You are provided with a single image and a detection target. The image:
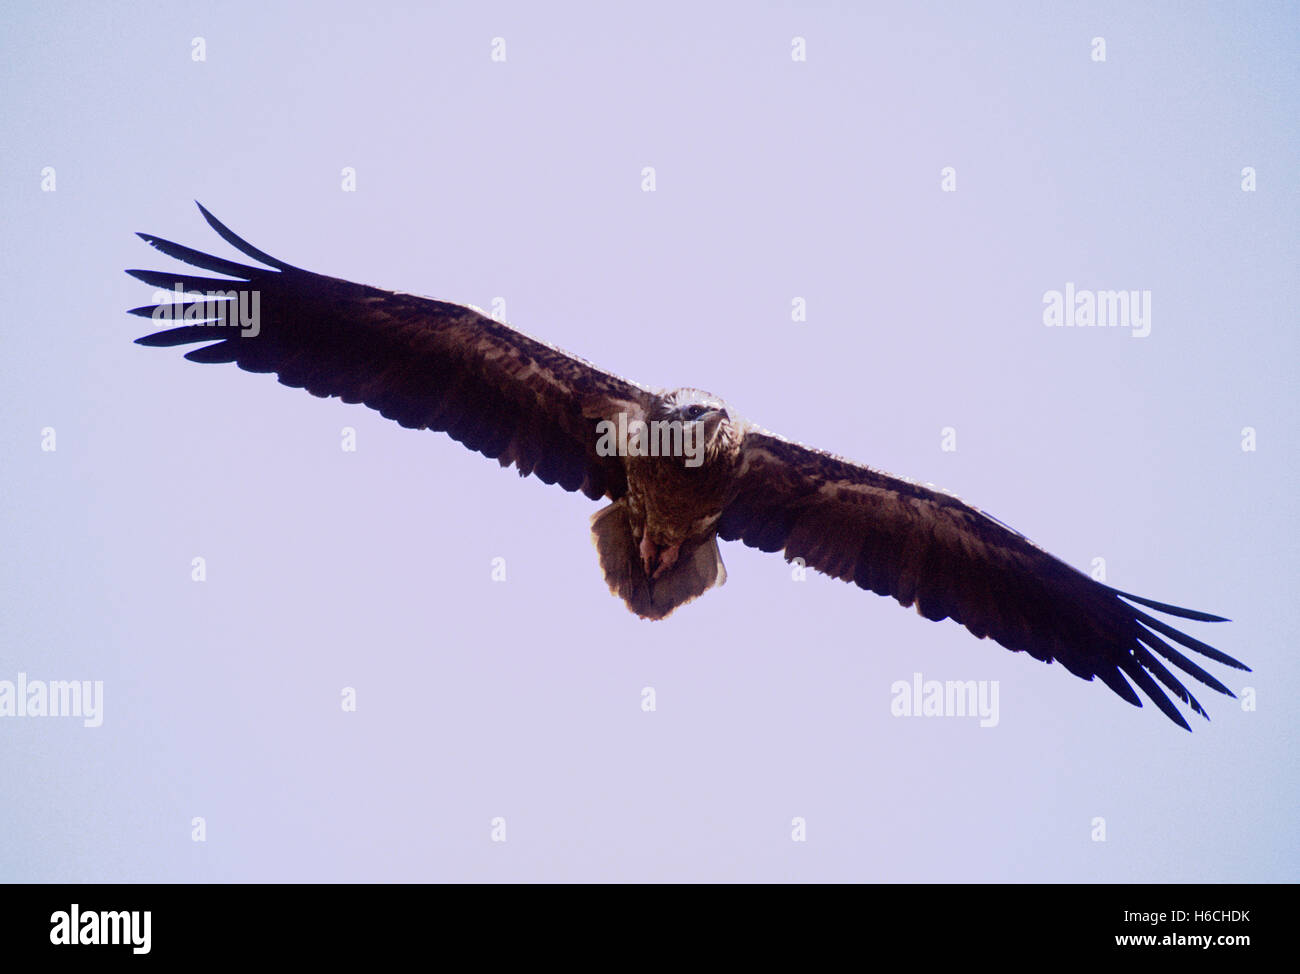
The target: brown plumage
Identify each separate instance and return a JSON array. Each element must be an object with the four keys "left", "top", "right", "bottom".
[{"left": 127, "top": 204, "right": 1249, "bottom": 729}]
